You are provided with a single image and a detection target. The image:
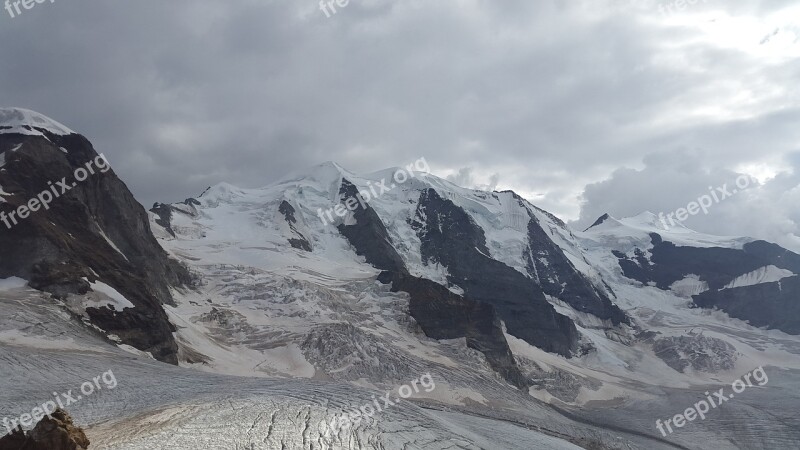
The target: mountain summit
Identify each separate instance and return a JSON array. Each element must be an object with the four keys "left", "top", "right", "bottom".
[{"left": 0, "top": 107, "right": 76, "bottom": 137}]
